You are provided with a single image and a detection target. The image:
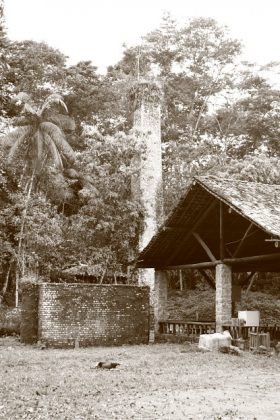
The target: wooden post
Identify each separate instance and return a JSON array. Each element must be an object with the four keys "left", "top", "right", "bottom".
[
  {"left": 179, "top": 270, "right": 183, "bottom": 291},
  {"left": 245, "top": 275, "right": 256, "bottom": 297}
]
